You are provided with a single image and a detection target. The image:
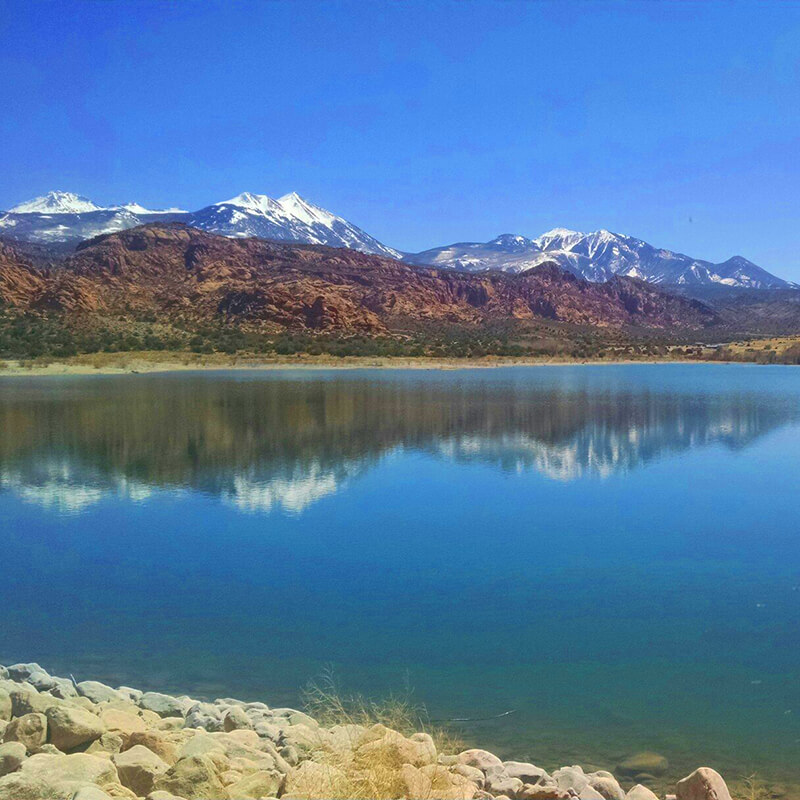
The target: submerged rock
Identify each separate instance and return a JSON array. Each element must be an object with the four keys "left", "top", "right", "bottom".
[{"left": 617, "top": 752, "right": 669, "bottom": 778}]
